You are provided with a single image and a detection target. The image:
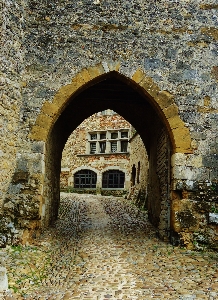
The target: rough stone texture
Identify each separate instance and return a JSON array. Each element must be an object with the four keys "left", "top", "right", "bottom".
[
  {"left": 147, "top": 125, "right": 171, "bottom": 241},
  {"left": 127, "top": 131, "right": 148, "bottom": 208},
  {"left": 0, "top": 0, "right": 218, "bottom": 248},
  {"left": 60, "top": 111, "right": 131, "bottom": 193},
  {"left": 4, "top": 193, "right": 218, "bottom": 299},
  {"left": 0, "top": 4, "right": 22, "bottom": 203},
  {"left": 0, "top": 252, "right": 8, "bottom": 292}
]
